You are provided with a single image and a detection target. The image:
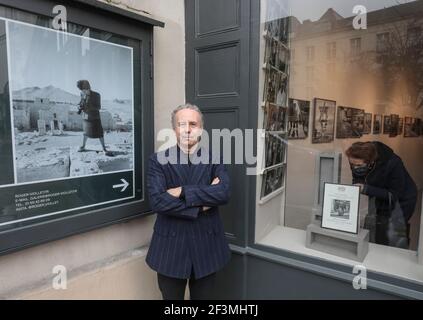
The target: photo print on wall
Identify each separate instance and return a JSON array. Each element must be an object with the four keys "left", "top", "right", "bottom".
[
  {"left": 363, "top": 113, "right": 372, "bottom": 134},
  {"left": 383, "top": 115, "right": 392, "bottom": 134},
  {"left": 287, "top": 98, "right": 310, "bottom": 139},
  {"left": 336, "top": 106, "right": 364, "bottom": 138},
  {"left": 260, "top": 164, "right": 286, "bottom": 198},
  {"left": 312, "top": 98, "right": 336, "bottom": 144},
  {"left": 263, "top": 102, "right": 287, "bottom": 132},
  {"left": 373, "top": 114, "right": 382, "bottom": 134}
]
